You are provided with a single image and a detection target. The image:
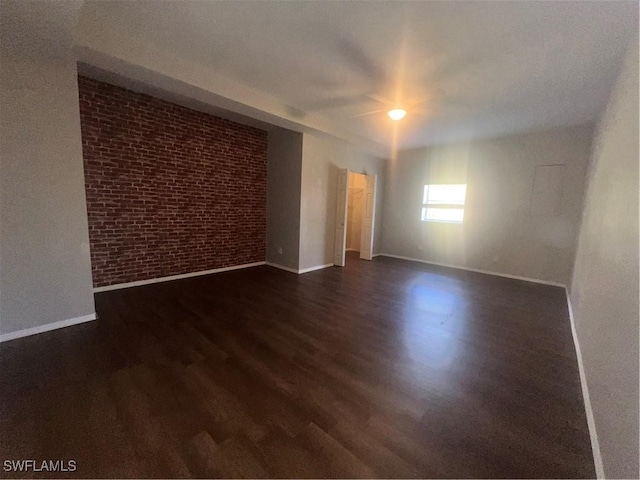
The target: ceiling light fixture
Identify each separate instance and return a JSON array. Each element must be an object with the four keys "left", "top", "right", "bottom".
[{"left": 387, "top": 108, "right": 407, "bottom": 121}]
